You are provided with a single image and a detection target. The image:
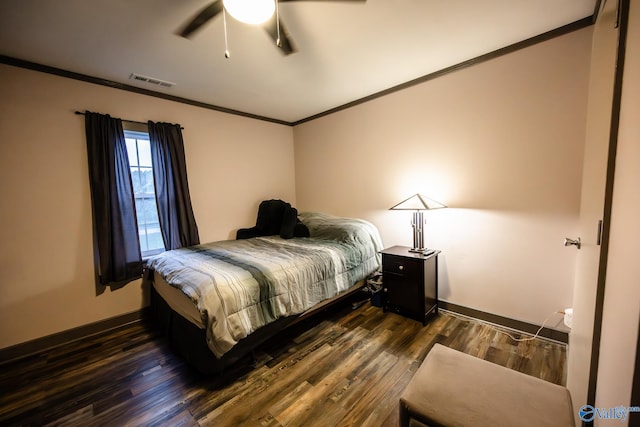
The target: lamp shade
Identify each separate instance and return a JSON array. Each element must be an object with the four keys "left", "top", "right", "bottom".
[{"left": 389, "top": 194, "right": 446, "bottom": 211}]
